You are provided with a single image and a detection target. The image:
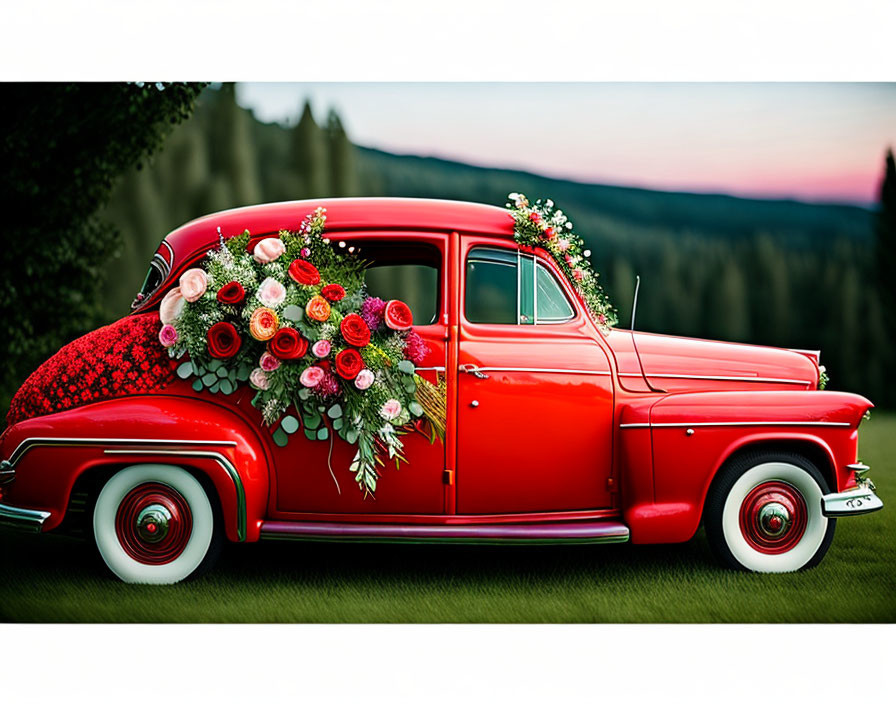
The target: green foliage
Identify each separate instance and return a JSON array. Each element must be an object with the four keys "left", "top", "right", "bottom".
[{"left": 0, "top": 82, "right": 205, "bottom": 413}]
